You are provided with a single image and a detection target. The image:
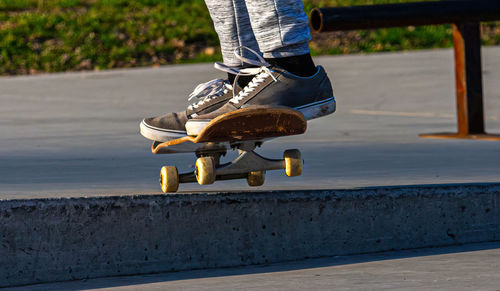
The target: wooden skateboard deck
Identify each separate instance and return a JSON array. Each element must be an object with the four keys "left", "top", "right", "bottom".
[{"left": 152, "top": 107, "right": 307, "bottom": 154}]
